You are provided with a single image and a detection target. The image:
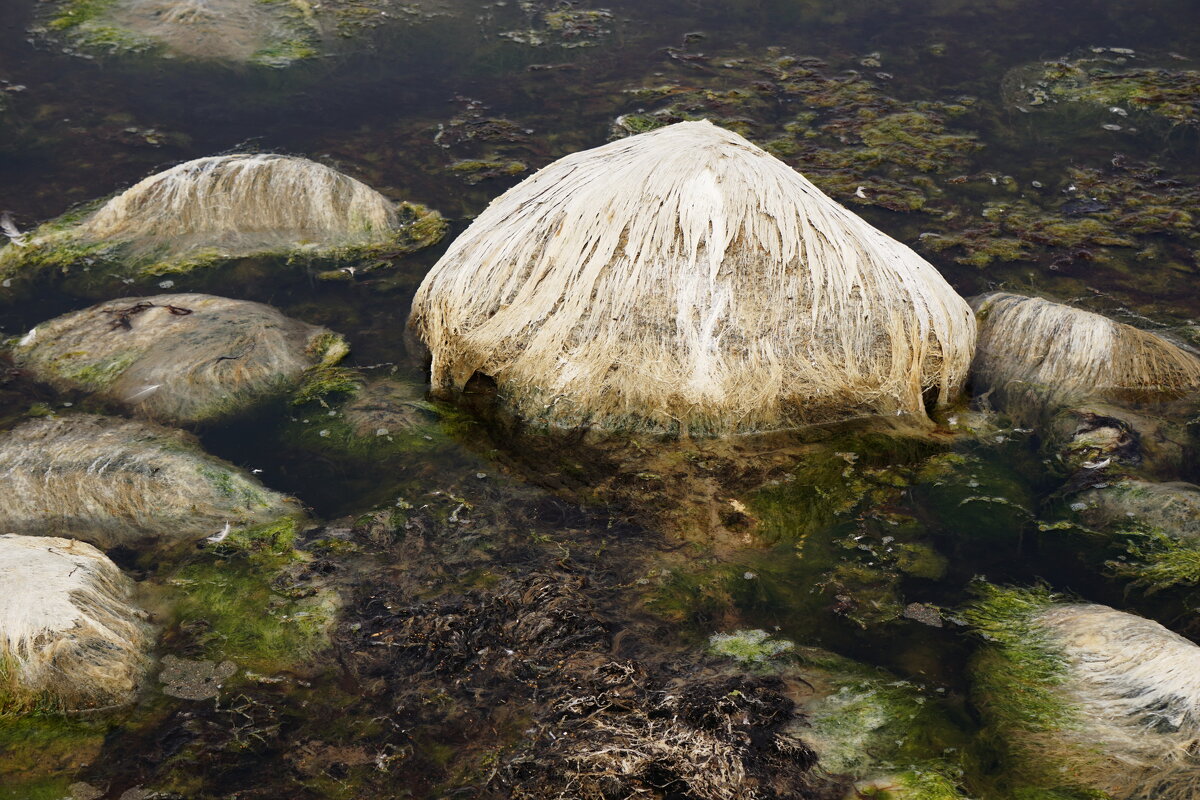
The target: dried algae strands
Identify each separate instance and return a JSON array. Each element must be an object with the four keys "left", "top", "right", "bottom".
[
  {"left": 0, "top": 414, "right": 300, "bottom": 551},
  {"left": 80, "top": 154, "right": 397, "bottom": 252},
  {"left": 0, "top": 154, "right": 445, "bottom": 300},
  {"left": 971, "top": 292, "right": 1200, "bottom": 418},
  {"left": 1, "top": 534, "right": 150, "bottom": 711},
  {"left": 409, "top": 120, "right": 976, "bottom": 434},
  {"left": 12, "top": 293, "right": 348, "bottom": 426},
  {"left": 967, "top": 588, "right": 1200, "bottom": 799}
]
